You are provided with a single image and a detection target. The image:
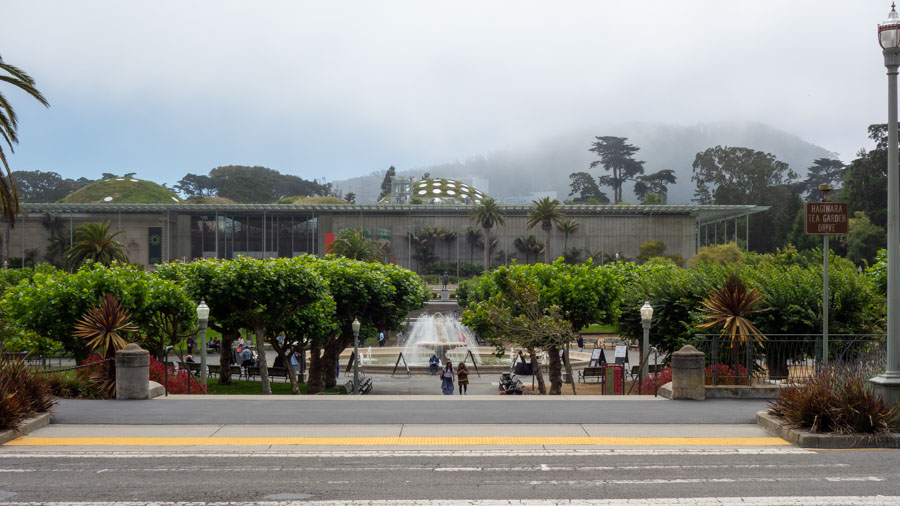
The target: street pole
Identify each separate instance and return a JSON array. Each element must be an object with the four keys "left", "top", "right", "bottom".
[
  {"left": 823, "top": 234, "right": 829, "bottom": 367},
  {"left": 641, "top": 324, "right": 649, "bottom": 380},
  {"left": 874, "top": 5, "right": 900, "bottom": 406},
  {"left": 199, "top": 318, "right": 208, "bottom": 385},
  {"left": 352, "top": 318, "right": 361, "bottom": 395}
]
